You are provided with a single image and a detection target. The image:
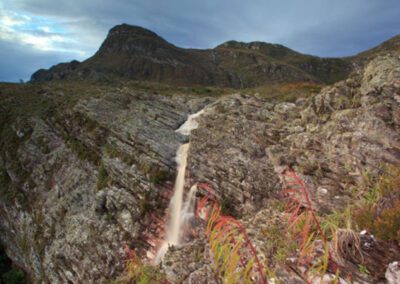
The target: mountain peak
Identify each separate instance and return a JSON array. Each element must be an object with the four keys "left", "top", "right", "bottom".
[
  {"left": 94, "top": 24, "right": 170, "bottom": 57},
  {"left": 107, "top": 24, "right": 160, "bottom": 39}
]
